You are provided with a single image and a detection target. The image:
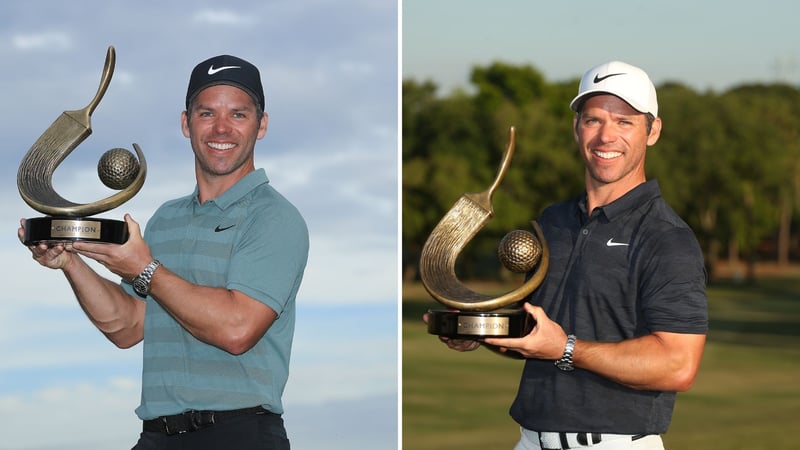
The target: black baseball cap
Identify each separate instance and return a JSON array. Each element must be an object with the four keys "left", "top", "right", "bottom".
[{"left": 185, "top": 55, "right": 265, "bottom": 111}]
